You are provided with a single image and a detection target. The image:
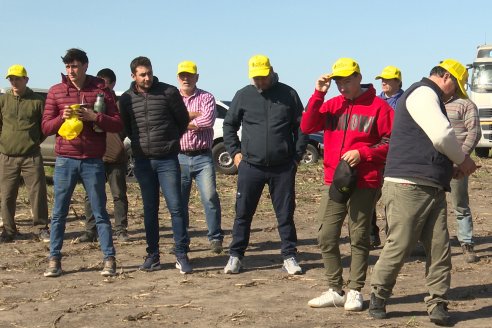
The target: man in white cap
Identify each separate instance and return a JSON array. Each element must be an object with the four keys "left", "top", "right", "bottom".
[
  {"left": 223, "top": 54, "right": 308, "bottom": 275},
  {"left": 176, "top": 60, "right": 224, "bottom": 254},
  {"left": 369, "top": 59, "right": 477, "bottom": 325},
  {"left": 0, "top": 65, "right": 49, "bottom": 243}
]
